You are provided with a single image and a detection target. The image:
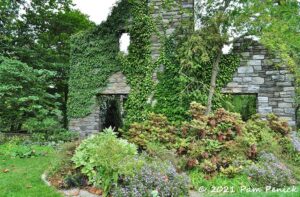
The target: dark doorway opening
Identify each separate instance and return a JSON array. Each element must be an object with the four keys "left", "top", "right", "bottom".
[
  {"left": 222, "top": 94, "right": 257, "bottom": 121},
  {"left": 103, "top": 99, "right": 123, "bottom": 131},
  {"left": 98, "top": 95, "right": 127, "bottom": 134}
]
